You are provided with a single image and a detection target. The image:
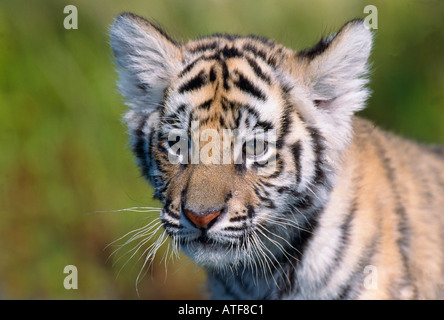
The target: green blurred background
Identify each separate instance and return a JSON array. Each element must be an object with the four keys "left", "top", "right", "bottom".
[{"left": 0, "top": 0, "right": 443, "bottom": 299}]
